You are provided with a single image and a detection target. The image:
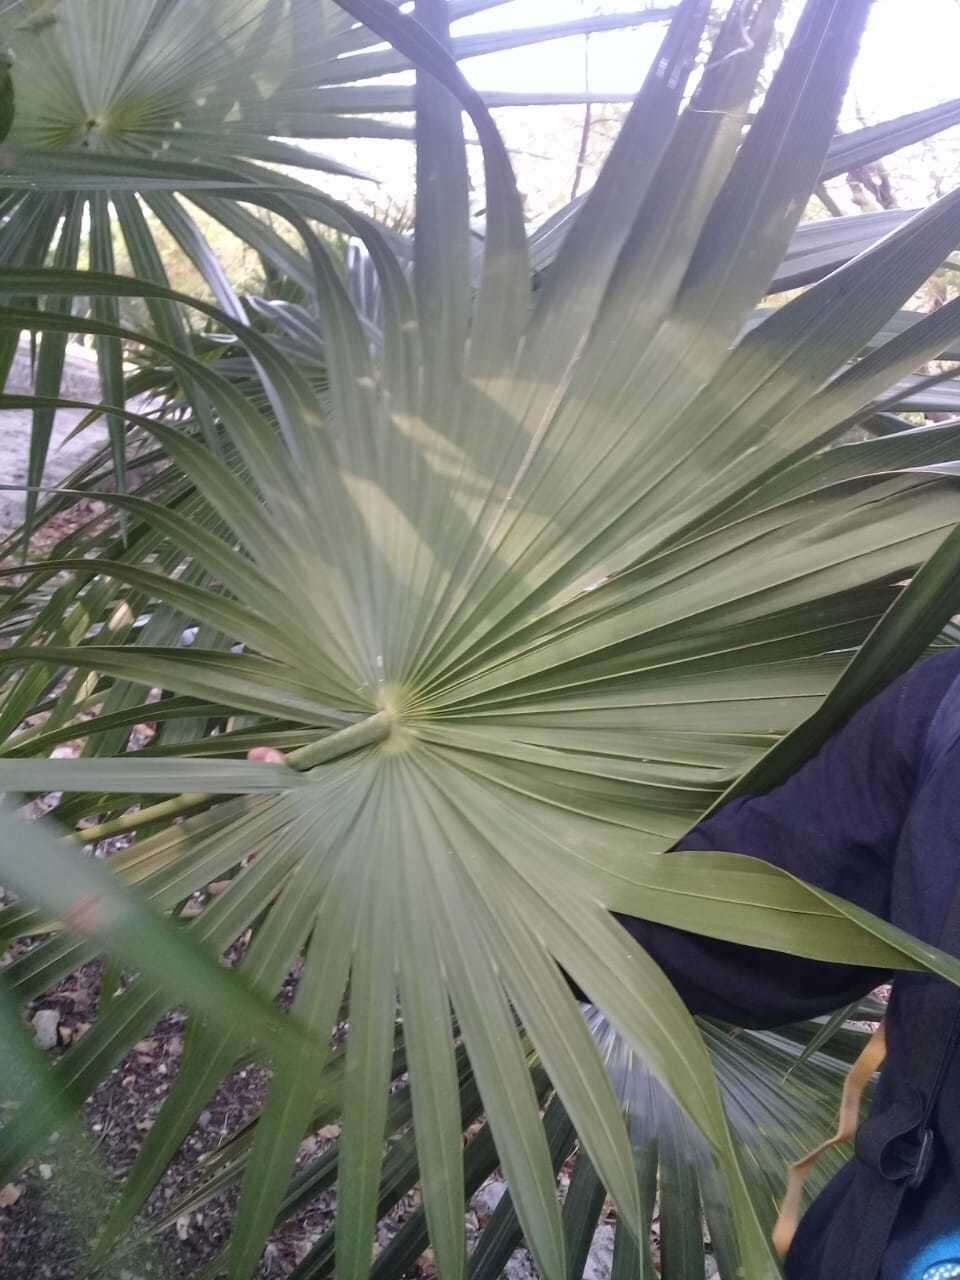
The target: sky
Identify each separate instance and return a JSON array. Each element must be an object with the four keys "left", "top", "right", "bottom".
[
  {"left": 851, "top": 0, "right": 960, "bottom": 119},
  {"left": 455, "top": 0, "right": 960, "bottom": 126},
  {"left": 317, "top": 1, "right": 960, "bottom": 225}
]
